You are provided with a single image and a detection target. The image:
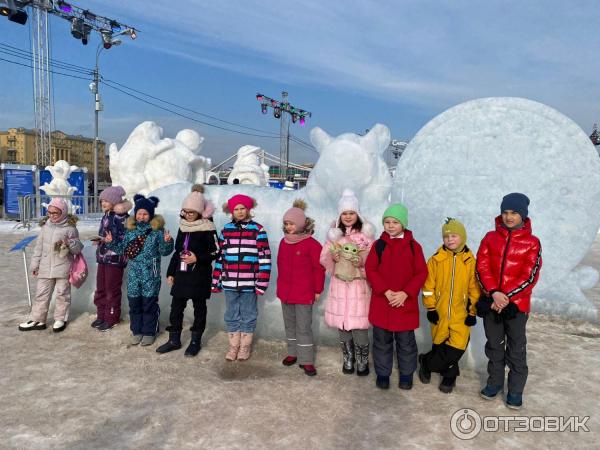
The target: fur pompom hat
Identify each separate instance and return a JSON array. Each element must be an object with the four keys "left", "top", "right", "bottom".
[
  {"left": 134, "top": 194, "right": 159, "bottom": 219},
  {"left": 181, "top": 184, "right": 215, "bottom": 218},
  {"left": 328, "top": 188, "right": 374, "bottom": 241},
  {"left": 283, "top": 199, "right": 315, "bottom": 234}
]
